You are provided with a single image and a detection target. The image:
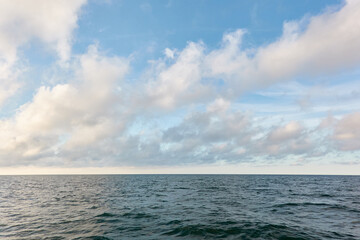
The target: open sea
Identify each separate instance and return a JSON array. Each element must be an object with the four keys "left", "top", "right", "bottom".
[{"left": 0, "top": 175, "right": 359, "bottom": 239}]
